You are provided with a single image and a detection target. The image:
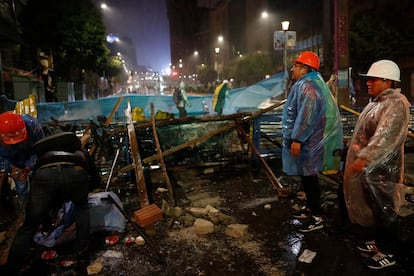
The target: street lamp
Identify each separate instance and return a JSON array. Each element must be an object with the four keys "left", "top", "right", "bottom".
[
  {"left": 281, "top": 20, "right": 290, "bottom": 99},
  {"left": 214, "top": 47, "right": 220, "bottom": 81}
]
